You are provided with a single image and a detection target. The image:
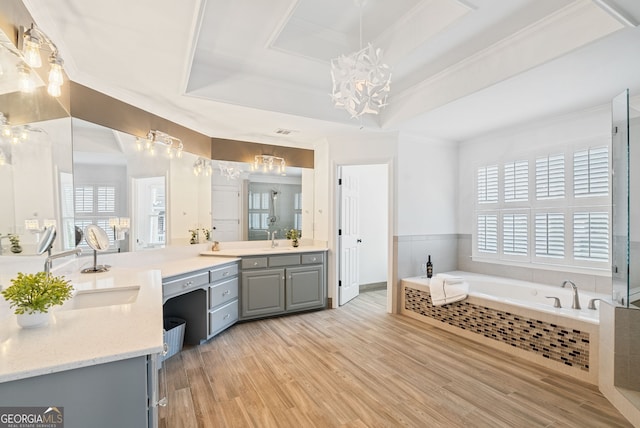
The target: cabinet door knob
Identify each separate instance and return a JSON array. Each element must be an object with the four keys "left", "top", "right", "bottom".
[
  {"left": 184, "top": 281, "right": 193, "bottom": 288},
  {"left": 253, "top": 262, "right": 259, "bottom": 266},
  {"left": 222, "top": 290, "right": 230, "bottom": 296},
  {"left": 311, "top": 257, "right": 317, "bottom": 262},
  {"left": 222, "top": 271, "right": 229, "bottom": 276},
  {"left": 223, "top": 313, "right": 230, "bottom": 320}
]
